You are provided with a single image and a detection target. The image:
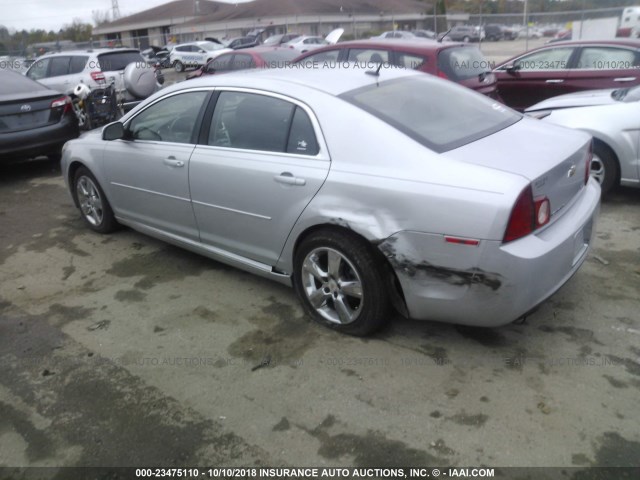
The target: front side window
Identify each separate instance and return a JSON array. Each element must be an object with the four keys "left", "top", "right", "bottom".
[
  {"left": 438, "top": 46, "right": 491, "bottom": 80},
  {"left": 208, "top": 91, "right": 318, "bottom": 155},
  {"left": 208, "top": 54, "right": 233, "bottom": 73},
  {"left": 127, "top": 91, "right": 208, "bottom": 144},
  {"left": 27, "top": 58, "right": 50, "bottom": 80},
  {"left": 514, "top": 47, "right": 574, "bottom": 71}
]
